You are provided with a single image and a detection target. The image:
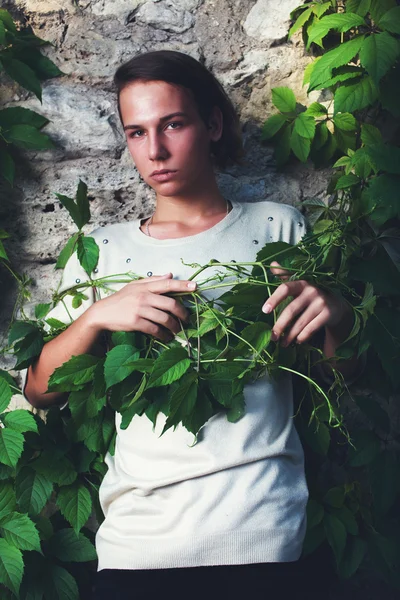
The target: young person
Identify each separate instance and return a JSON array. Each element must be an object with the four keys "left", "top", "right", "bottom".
[{"left": 24, "top": 50, "right": 356, "bottom": 599}]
